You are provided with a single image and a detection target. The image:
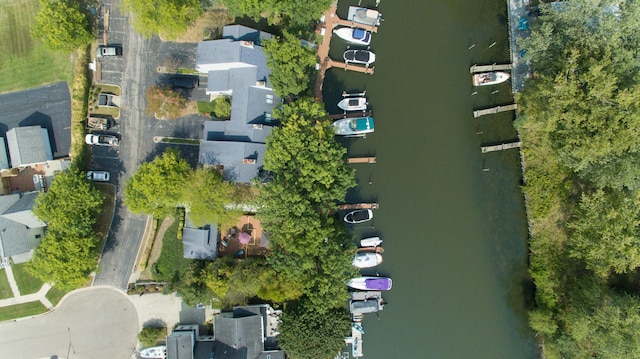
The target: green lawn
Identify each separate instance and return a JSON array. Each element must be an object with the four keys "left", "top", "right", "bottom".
[
  {"left": 11, "top": 262, "right": 43, "bottom": 295},
  {"left": 0, "top": 301, "right": 47, "bottom": 322},
  {"left": 0, "top": 0, "right": 74, "bottom": 93},
  {"left": 45, "top": 286, "right": 70, "bottom": 307},
  {"left": 0, "top": 268, "right": 12, "bottom": 299},
  {"left": 154, "top": 219, "right": 192, "bottom": 282}
]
